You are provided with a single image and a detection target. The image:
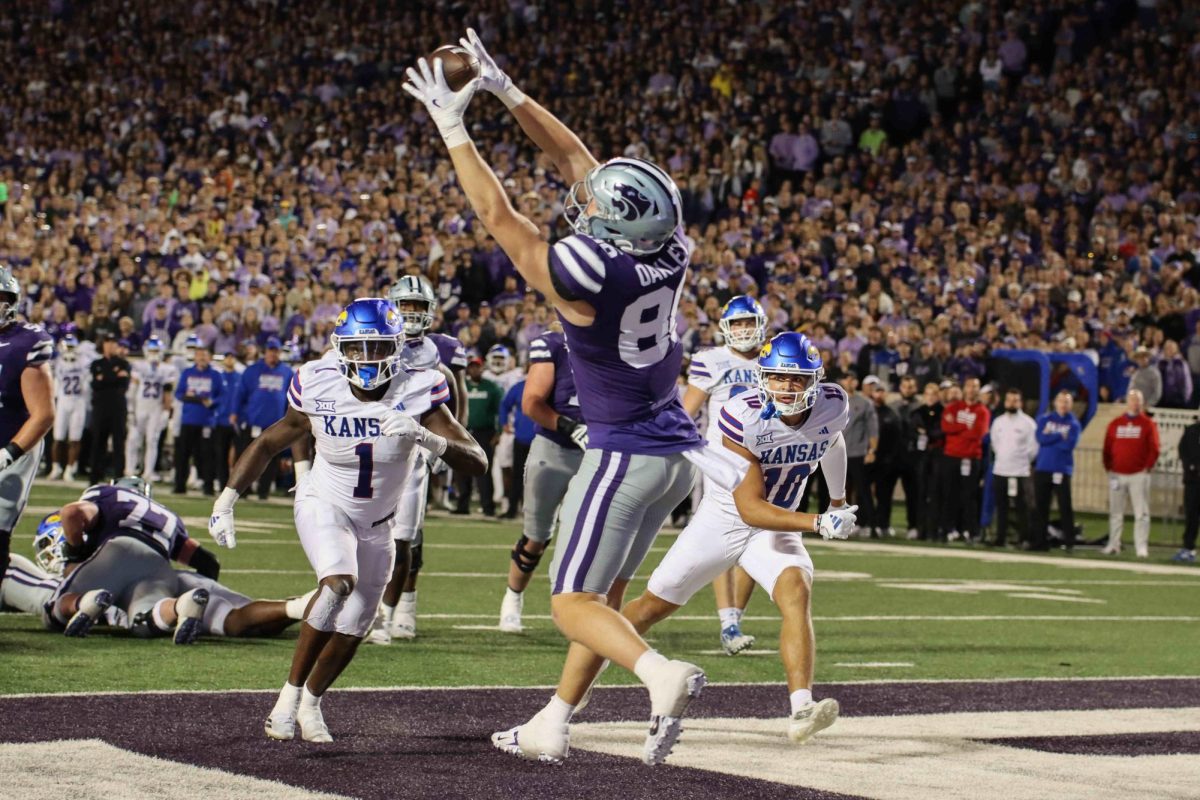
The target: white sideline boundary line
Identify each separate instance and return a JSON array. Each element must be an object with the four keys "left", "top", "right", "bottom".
[{"left": 3, "top": 674, "right": 1196, "bottom": 700}]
